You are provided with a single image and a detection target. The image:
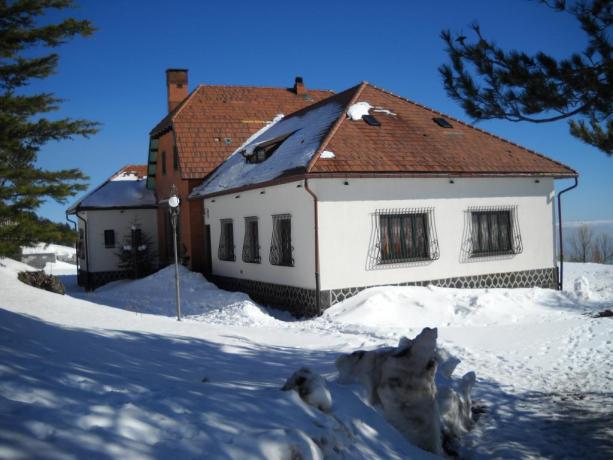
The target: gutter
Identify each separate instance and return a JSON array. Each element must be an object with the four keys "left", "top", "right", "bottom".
[
  {"left": 303, "top": 178, "right": 321, "bottom": 315},
  {"left": 191, "top": 171, "right": 577, "bottom": 201},
  {"left": 65, "top": 212, "right": 79, "bottom": 274},
  {"left": 75, "top": 211, "right": 91, "bottom": 290},
  {"left": 557, "top": 176, "right": 579, "bottom": 291}
]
